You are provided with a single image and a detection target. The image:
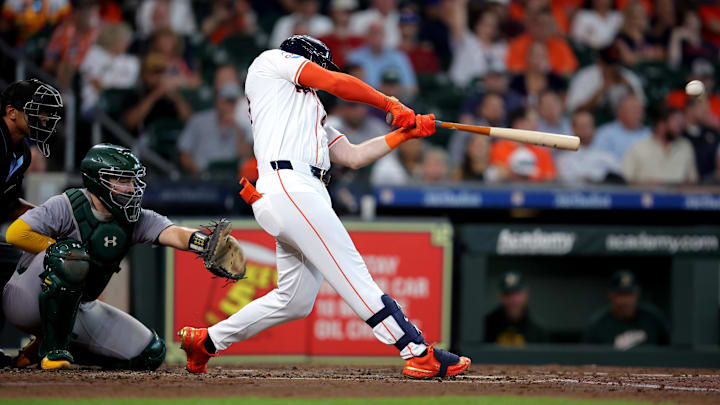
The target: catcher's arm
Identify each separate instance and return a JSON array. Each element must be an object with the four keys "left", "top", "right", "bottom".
[{"left": 158, "top": 225, "right": 197, "bottom": 250}]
